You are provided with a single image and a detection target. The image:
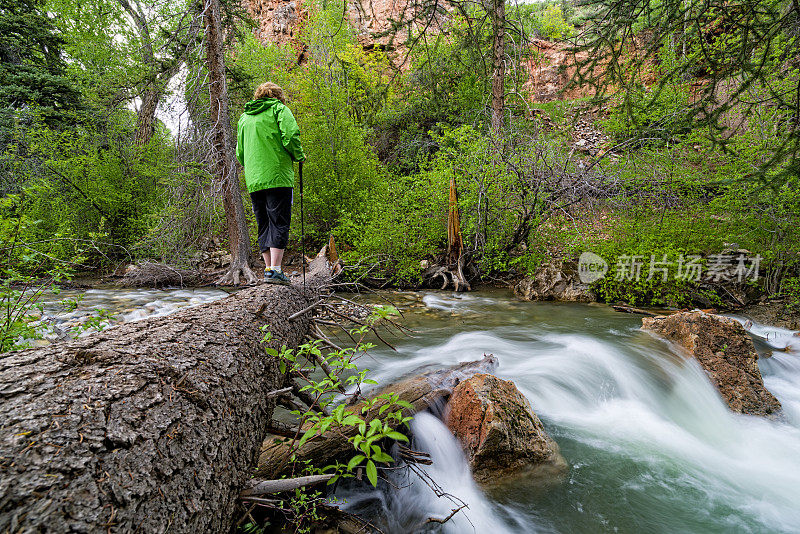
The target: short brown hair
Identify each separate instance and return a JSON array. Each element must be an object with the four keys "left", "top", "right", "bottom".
[{"left": 253, "top": 82, "right": 285, "bottom": 103}]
